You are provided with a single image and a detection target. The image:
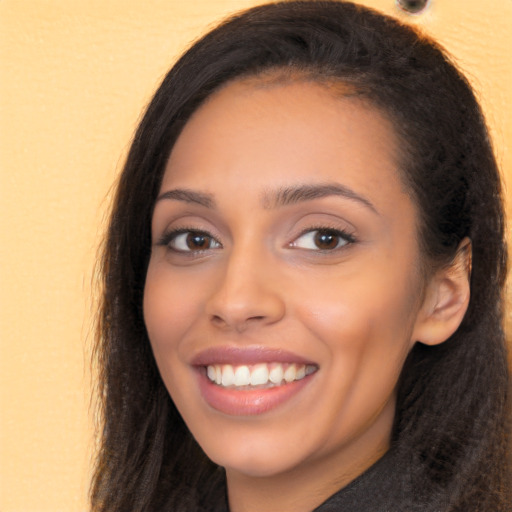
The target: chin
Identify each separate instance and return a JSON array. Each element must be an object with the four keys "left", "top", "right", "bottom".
[{"left": 213, "top": 449, "right": 304, "bottom": 478}]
